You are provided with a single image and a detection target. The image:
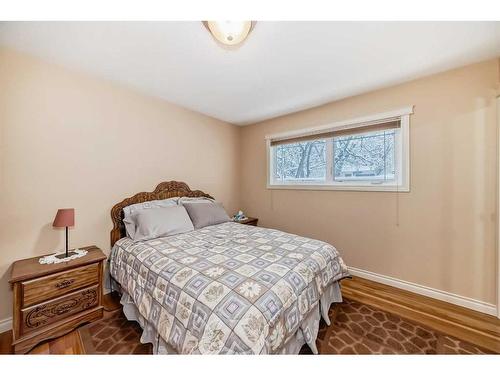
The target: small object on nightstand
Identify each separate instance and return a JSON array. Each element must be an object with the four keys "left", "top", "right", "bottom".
[
  {"left": 9, "top": 246, "right": 106, "bottom": 354},
  {"left": 39, "top": 248, "right": 88, "bottom": 265},
  {"left": 236, "top": 217, "right": 258, "bottom": 226},
  {"left": 52, "top": 208, "right": 78, "bottom": 260},
  {"left": 233, "top": 210, "right": 247, "bottom": 221}
]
